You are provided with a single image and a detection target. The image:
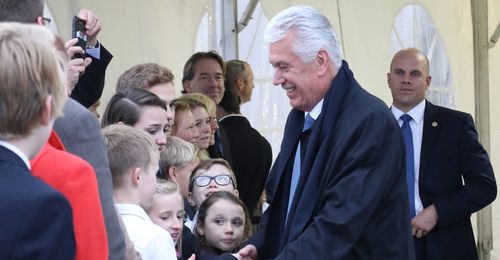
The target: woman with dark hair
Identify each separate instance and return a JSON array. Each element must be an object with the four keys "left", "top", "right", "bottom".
[
  {"left": 102, "top": 88, "right": 169, "bottom": 150},
  {"left": 194, "top": 191, "right": 252, "bottom": 260}
]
